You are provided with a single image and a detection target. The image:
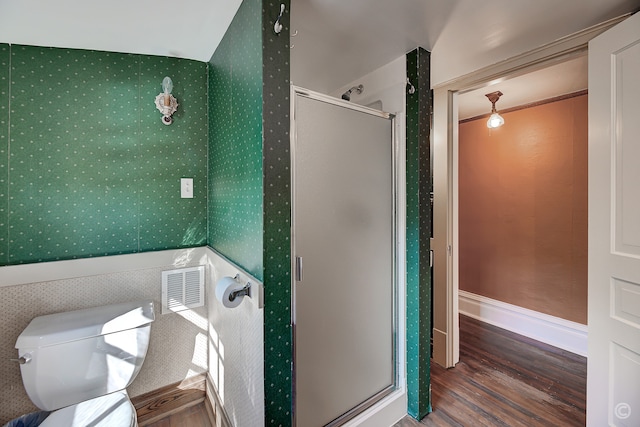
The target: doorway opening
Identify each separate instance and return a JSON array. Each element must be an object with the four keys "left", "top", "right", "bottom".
[
  {"left": 423, "top": 45, "right": 593, "bottom": 427},
  {"left": 430, "top": 17, "right": 626, "bottom": 371},
  {"left": 455, "top": 53, "right": 589, "bottom": 354}
]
